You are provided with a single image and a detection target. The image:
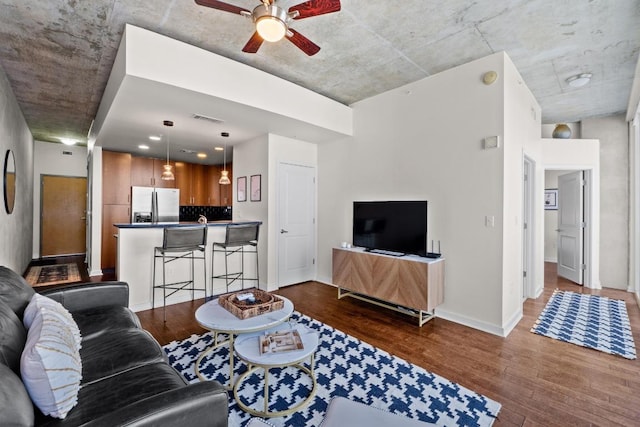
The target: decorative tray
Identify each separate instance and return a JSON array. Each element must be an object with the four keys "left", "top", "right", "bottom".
[{"left": 218, "top": 288, "right": 284, "bottom": 319}]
